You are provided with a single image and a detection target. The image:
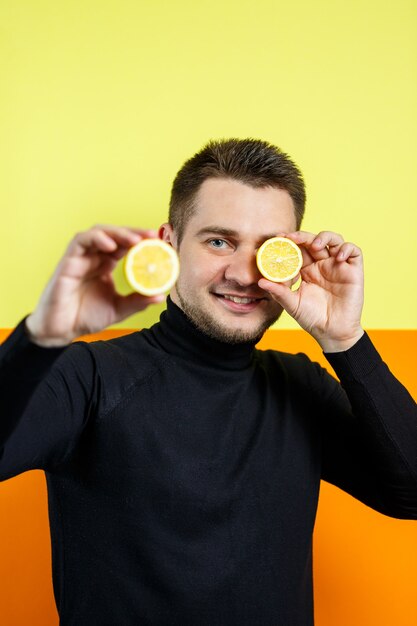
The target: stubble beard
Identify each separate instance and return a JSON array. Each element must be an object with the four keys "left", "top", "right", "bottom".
[{"left": 175, "top": 282, "right": 283, "bottom": 344}]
